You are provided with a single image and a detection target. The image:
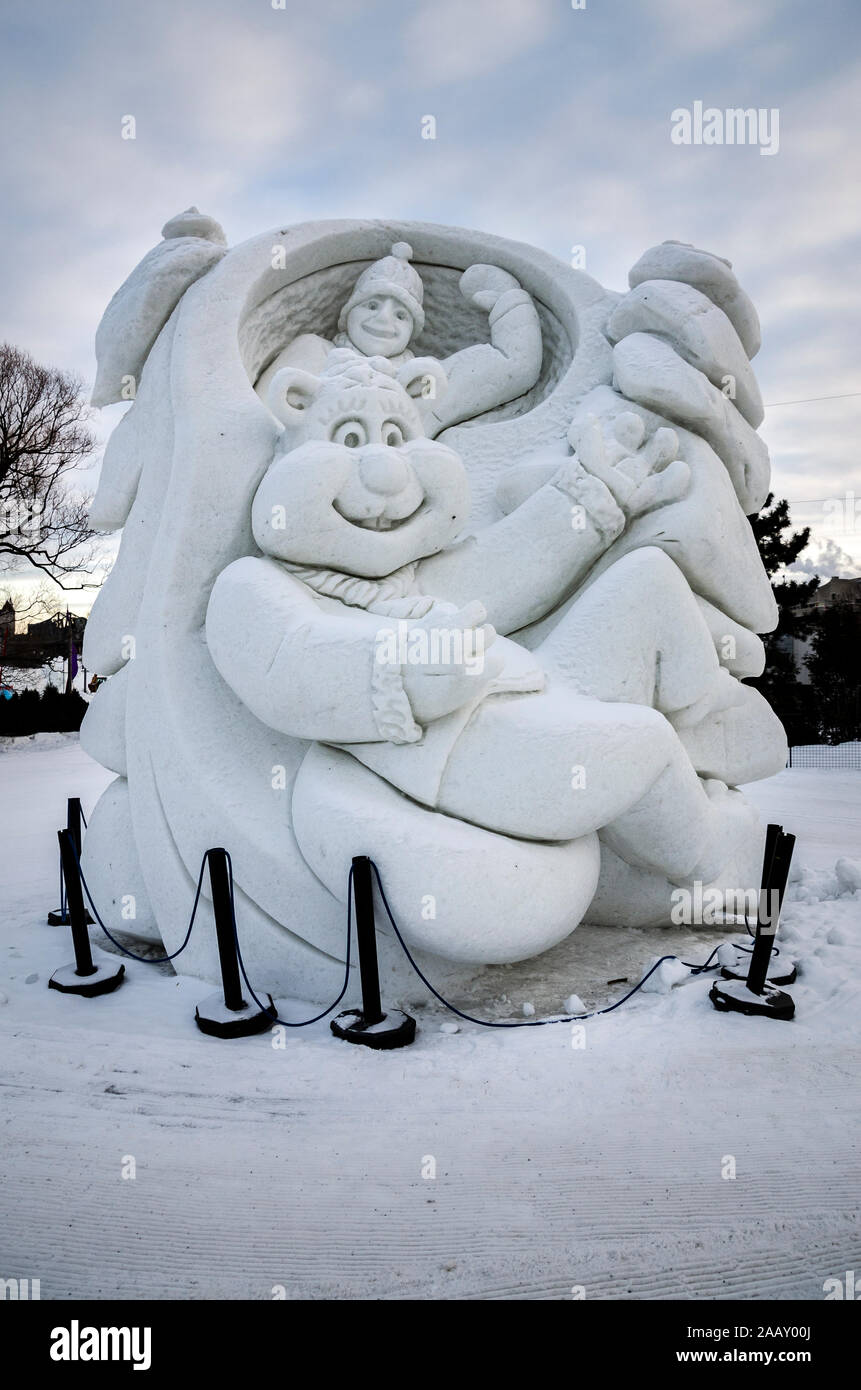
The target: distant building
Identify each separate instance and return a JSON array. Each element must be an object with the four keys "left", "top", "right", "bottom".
[
  {"left": 27, "top": 616, "right": 62, "bottom": 641},
  {"left": 805, "top": 575, "right": 861, "bottom": 611},
  {"left": 0, "top": 599, "right": 14, "bottom": 637},
  {"left": 27, "top": 613, "right": 86, "bottom": 644},
  {"left": 790, "top": 576, "right": 861, "bottom": 682}
]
